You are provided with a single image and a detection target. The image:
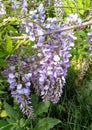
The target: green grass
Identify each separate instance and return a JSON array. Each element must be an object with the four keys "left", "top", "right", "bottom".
[{"left": 50, "top": 65, "right": 92, "bottom": 130}]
